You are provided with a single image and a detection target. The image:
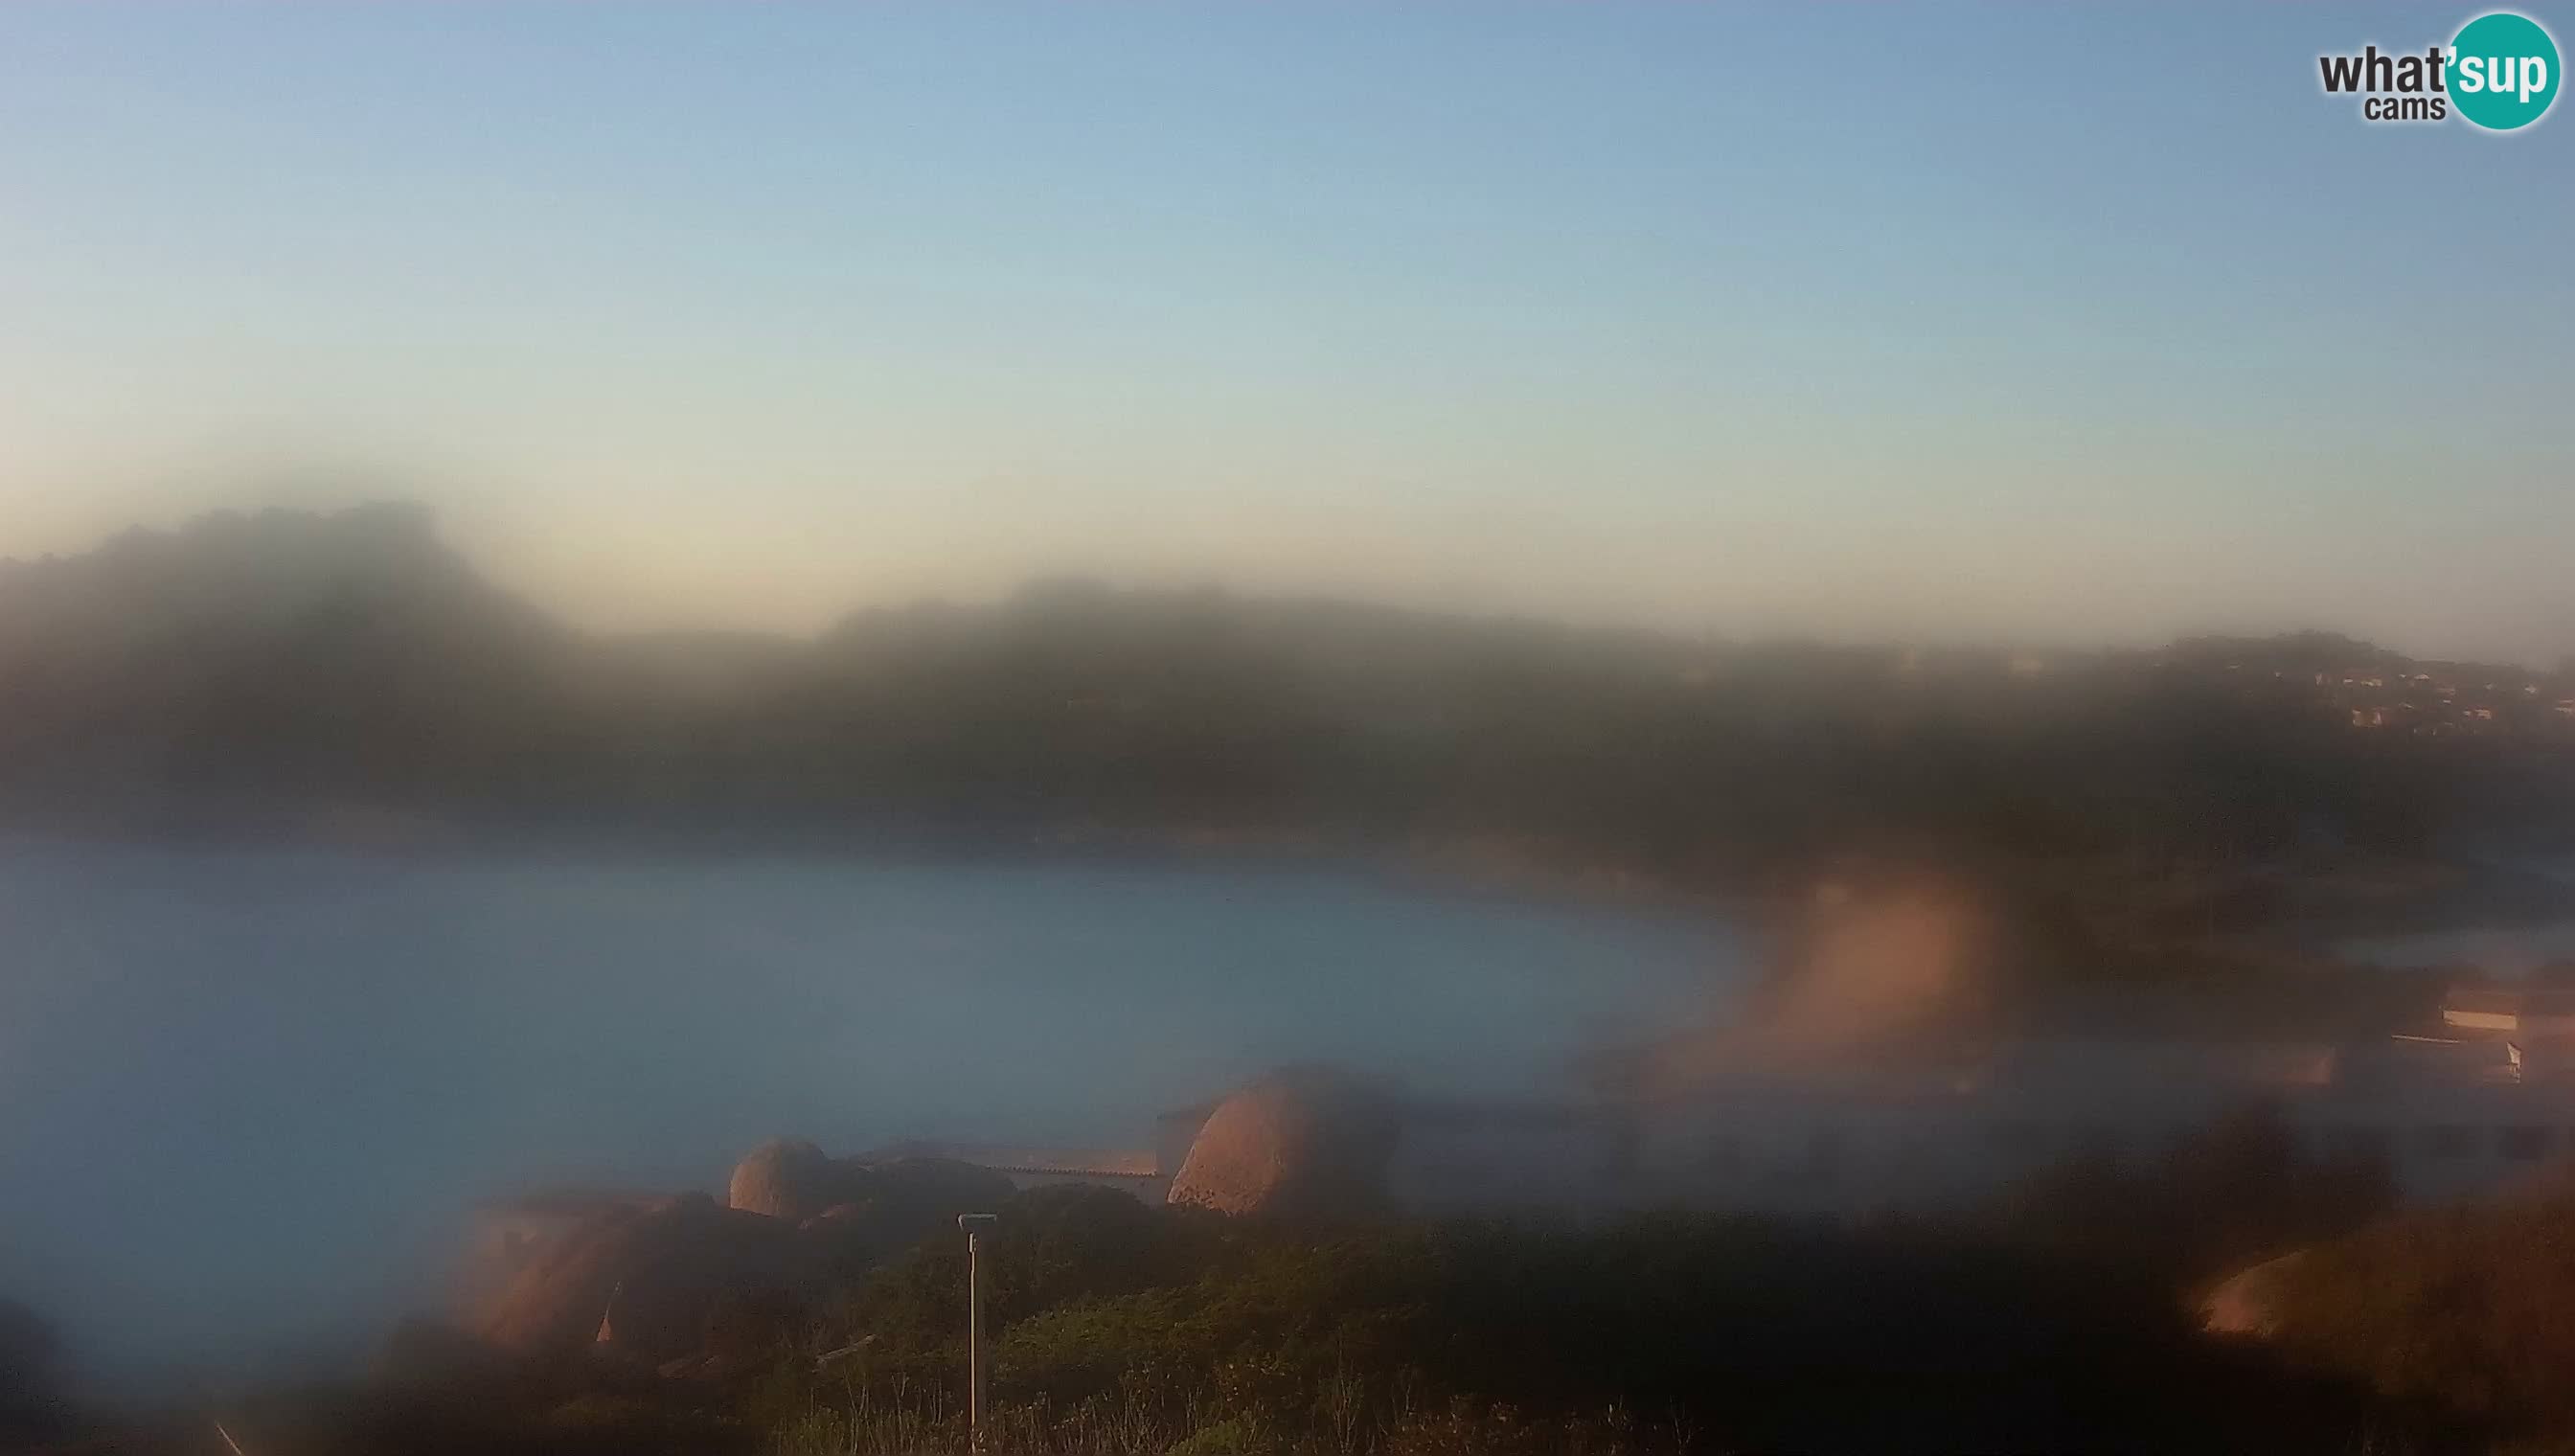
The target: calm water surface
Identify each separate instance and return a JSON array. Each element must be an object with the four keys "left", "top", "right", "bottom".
[
  {"left": 0, "top": 838, "right": 1742, "bottom": 1385},
  {"left": 2335, "top": 854, "right": 2575, "bottom": 973}
]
